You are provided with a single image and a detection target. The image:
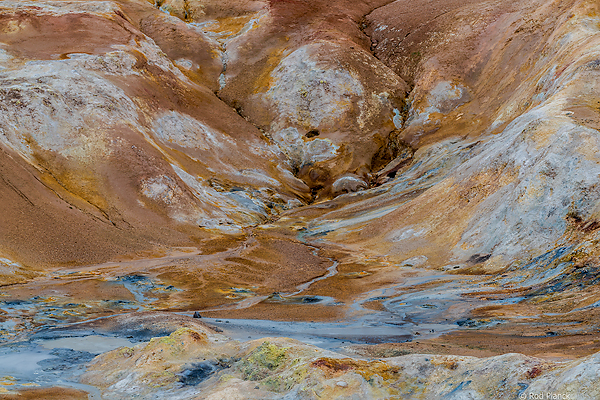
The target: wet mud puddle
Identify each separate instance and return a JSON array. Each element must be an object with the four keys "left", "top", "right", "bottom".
[
  {"left": 0, "top": 240, "right": 503, "bottom": 394},
  {"left": 202, "top": 270, "right": 490, "bottom": 351},
  {"left": 0, "top": 335, "right": 127, "bottom": 398}
]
